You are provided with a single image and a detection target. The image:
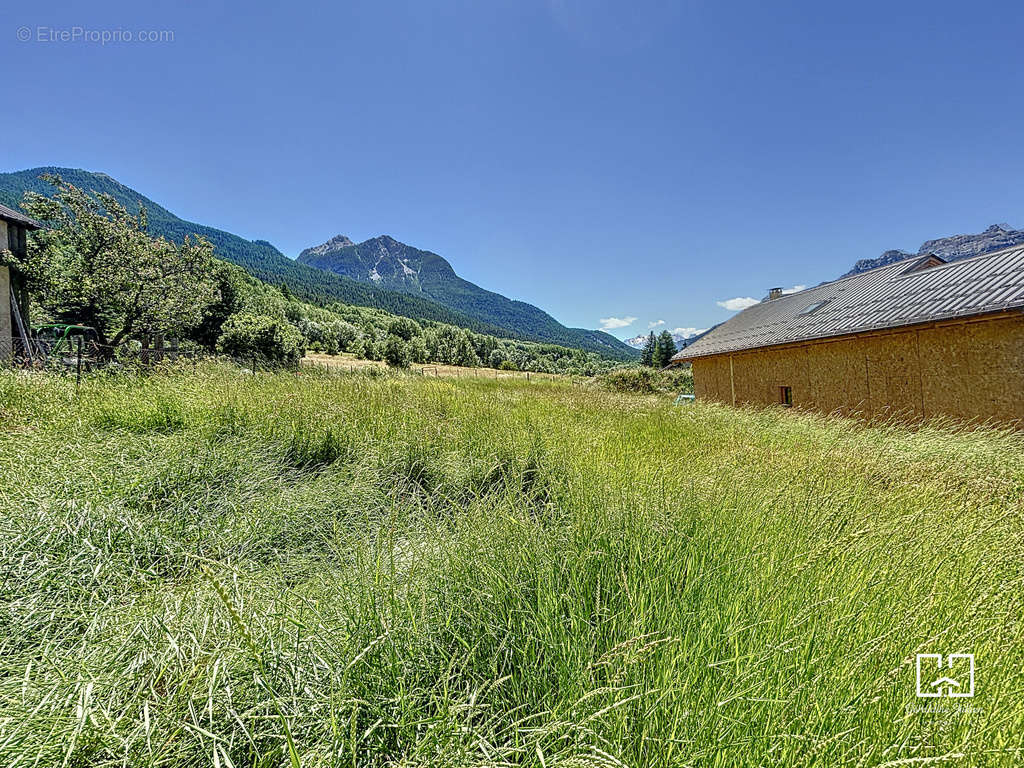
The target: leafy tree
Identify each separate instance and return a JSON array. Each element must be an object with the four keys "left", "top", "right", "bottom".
[
  {"left": 653, "top": 330, "right": 677, "bottom": 368},
  {"left": 216, "top": 312, "right": 305, "bottom": 366},
  {"left": 431, "top": 326, "right": 462, "bottom": 365},
  {"left": 488, "top": 348, "right": 506, "bottom": 369},
  {"left": 453, "top": 330, "right": 480, "bottom": 367},
  {"left": 362, "top": 337, "right": 381, "bottom": 361},
  {"left": 408, "top": 336, "right": 428, "bottom": 364},
  {"left": 386, "top": 316, "right": 422, "bottom": 341},
  {"left": 382, "top": 335, "right": 411, "bottom": 368},
  {"left": 333, "top": 321, "right": 358, "bottom": 352},
  {"left": 191, "top": 260, "right": 250, "bottom": 349},
  {"left": 19, "top": 175, "right": 217, "bottom": 347},
  {"left": 640, "top": 332, "right": 656, "bottom": 367}
]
